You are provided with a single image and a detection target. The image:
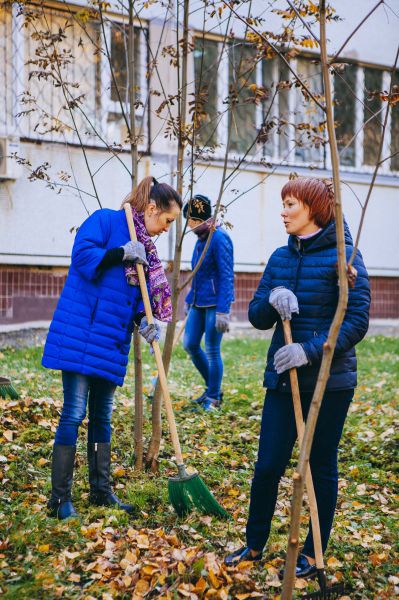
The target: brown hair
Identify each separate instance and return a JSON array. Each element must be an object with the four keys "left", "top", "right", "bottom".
[
  {"left": 122, "top": 176, "right": 182, "bottom": 212},
  {"left": 281, "top": 177, "right": 335, "bottom": 228}
]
